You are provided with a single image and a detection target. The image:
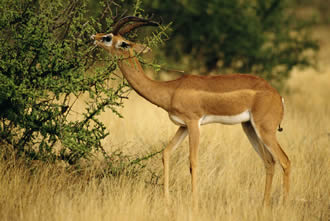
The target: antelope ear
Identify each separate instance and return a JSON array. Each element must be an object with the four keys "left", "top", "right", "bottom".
[{"left": 132, "top": 43, "right": 151, "bottom": 54}]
